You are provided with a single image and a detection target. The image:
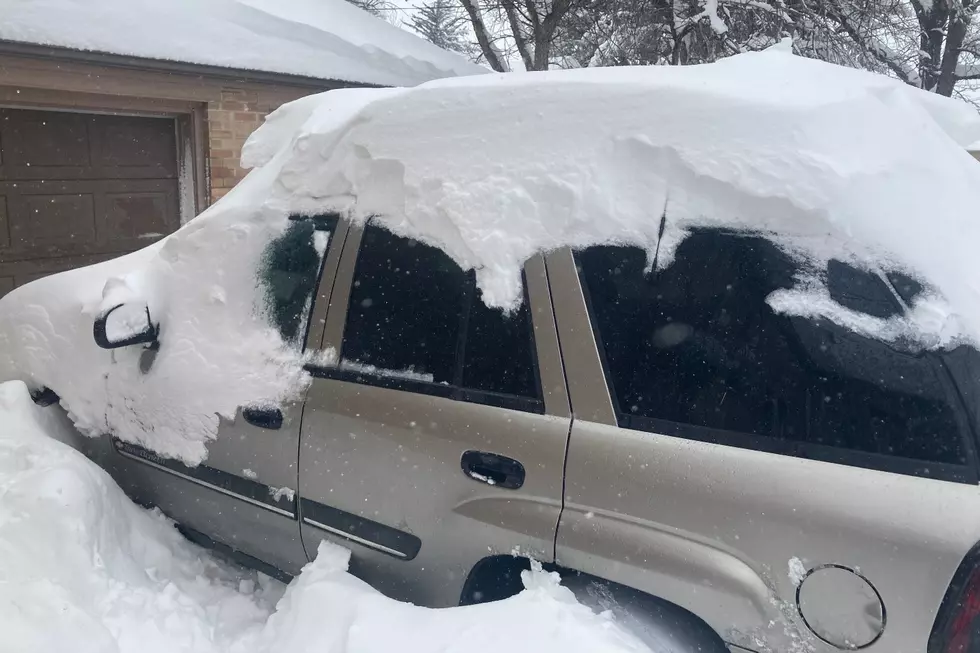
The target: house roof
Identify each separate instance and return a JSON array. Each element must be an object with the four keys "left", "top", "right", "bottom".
[{"left": 0, "top": 0, "right": 487, "bottom": 87}]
